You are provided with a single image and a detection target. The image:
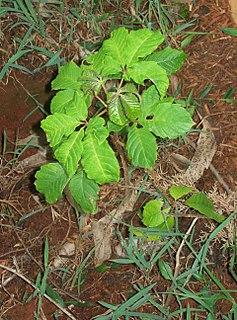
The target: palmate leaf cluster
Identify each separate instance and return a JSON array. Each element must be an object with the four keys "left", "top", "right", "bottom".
[{"left": 35, "top": 27, "right": 194, "bottom": 213}]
